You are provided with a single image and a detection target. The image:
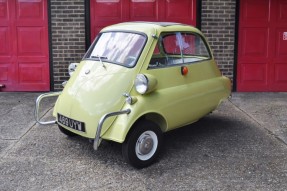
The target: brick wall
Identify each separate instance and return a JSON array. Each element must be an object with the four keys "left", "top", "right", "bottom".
[
  {"left": 50, "top": 0, "right": 86, "bottom": 90},
  {"left": 201, "top": 0, "right": 236, "bottom": 84}
]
